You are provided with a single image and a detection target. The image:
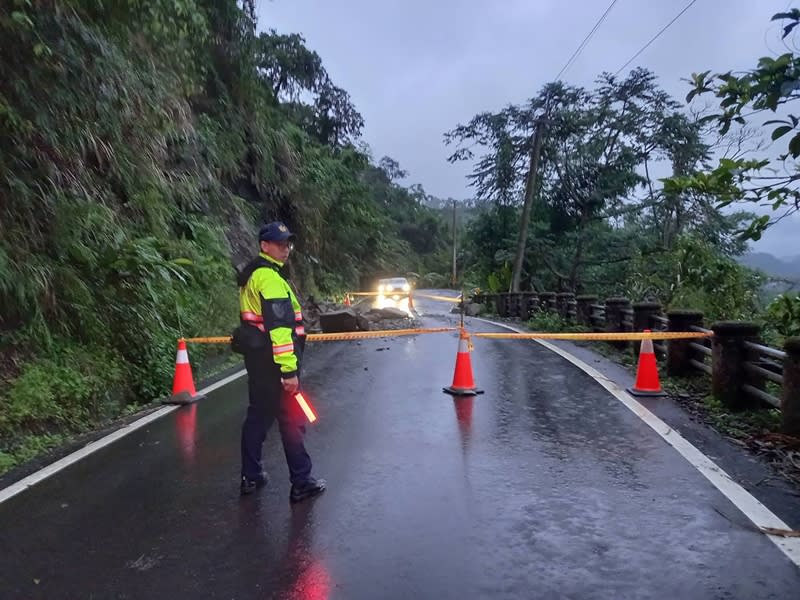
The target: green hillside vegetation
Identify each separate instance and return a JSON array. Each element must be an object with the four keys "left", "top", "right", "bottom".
[{"left": 0, "top": 1, "right": 450, "bottom": 473}]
